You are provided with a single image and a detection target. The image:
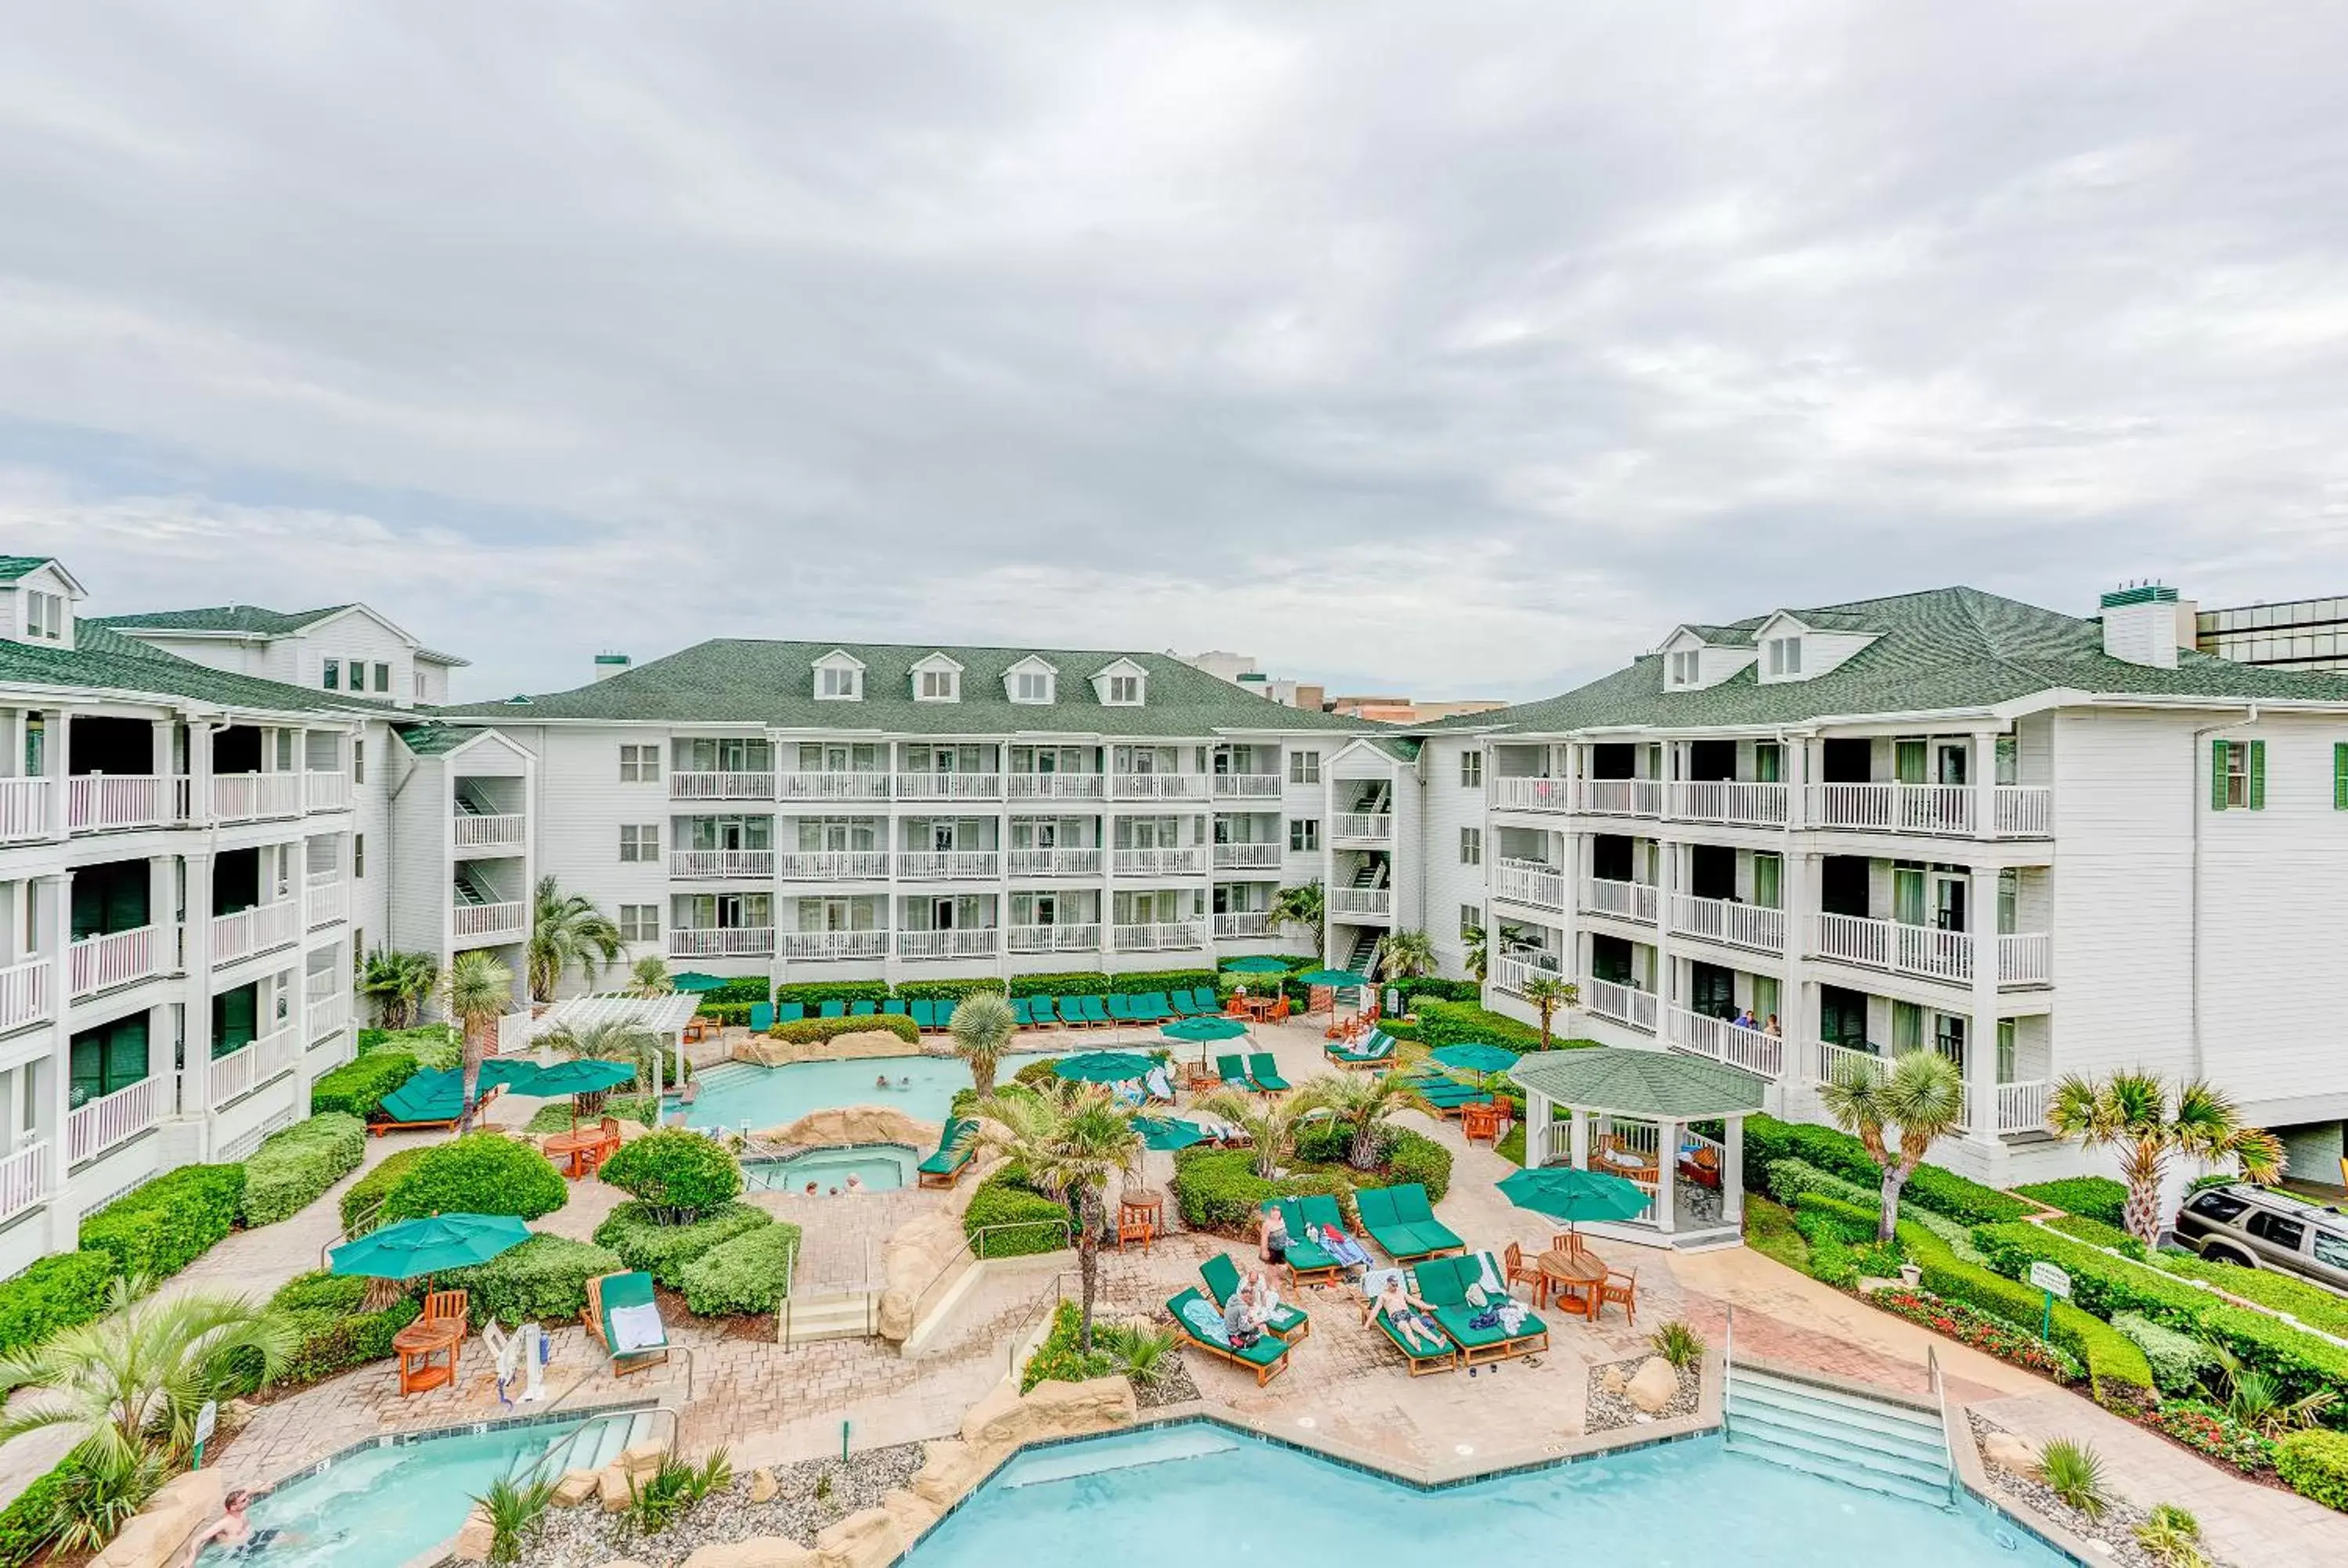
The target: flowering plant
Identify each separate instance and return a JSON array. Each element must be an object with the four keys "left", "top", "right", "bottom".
[
  {"left": 2144, "top": 1400, "right": 2276, "bottom": 1475},
  {"left": 1871, "top": 1287, "right": 2082, "bottom": 1382}
]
